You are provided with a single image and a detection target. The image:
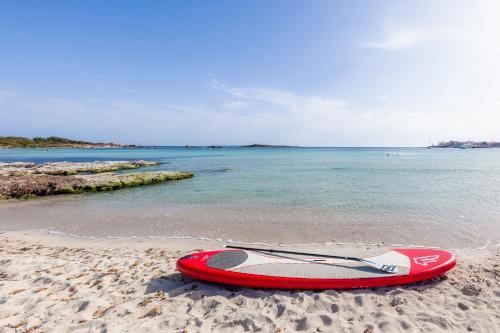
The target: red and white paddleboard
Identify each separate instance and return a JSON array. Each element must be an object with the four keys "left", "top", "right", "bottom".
[{"left": 176, "top": 247, "right": 456, "bottom": 289}]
